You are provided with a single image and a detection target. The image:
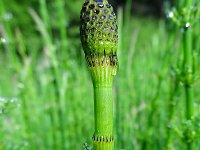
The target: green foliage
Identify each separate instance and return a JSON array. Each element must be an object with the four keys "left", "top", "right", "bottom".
[{"left": 0, "top": 0, "right": 200, "bottom": 150}]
